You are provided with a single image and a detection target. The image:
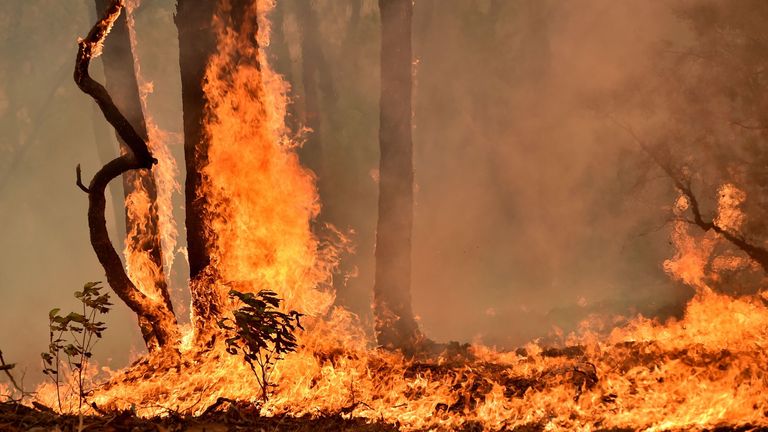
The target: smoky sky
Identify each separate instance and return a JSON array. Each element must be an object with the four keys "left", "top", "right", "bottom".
[{"left": 0, "top": 0, "right": 697, "bottom": 383}]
